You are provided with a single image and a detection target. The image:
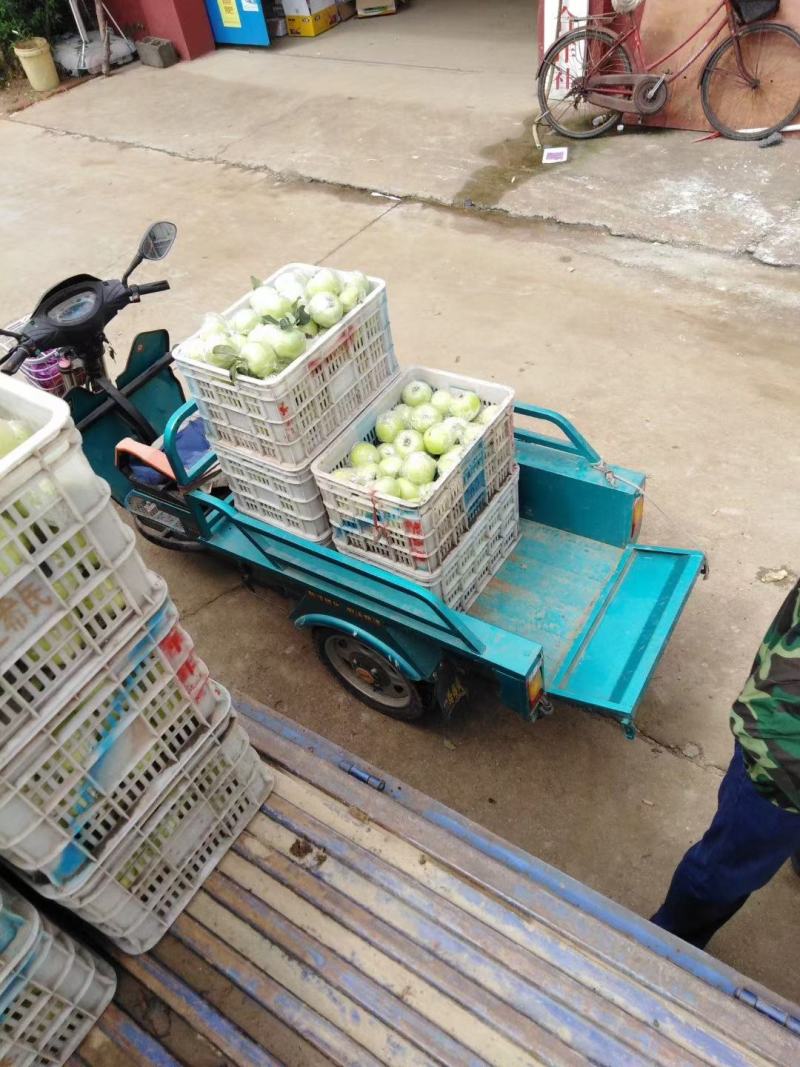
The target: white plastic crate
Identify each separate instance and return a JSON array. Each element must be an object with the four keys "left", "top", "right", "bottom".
[
  {"left": 1, "top": 372, "right": 124, "bottom": 585},
  {"left": 313, "top": 366, "right": 515, "bottom": 575},
  {"left": 215, "top": 441, "right": 331, "bottom": 542},
  {"left": 413, "top": 470, "right": 520, "bottom": 611},
  {"left": 33, "top": 714, "right": 272, "bottom": 955},
  {"left": 0, "top": 904, "right": 115, "bottom": 1067},
  {"left": 1, "top": 562, "right": 167, "bottom": 770},
  {"left": 173, "top": 263, "right": 397, "bottom": 469},
  {"left": 0, "top": 600, "right": 222, "bottom": 881},
  {"left": 0, "top": 376, "right": 162, "bottom": 750},
  {"left": 0, "top": 882, "right": 40, "bottom": 993}
]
